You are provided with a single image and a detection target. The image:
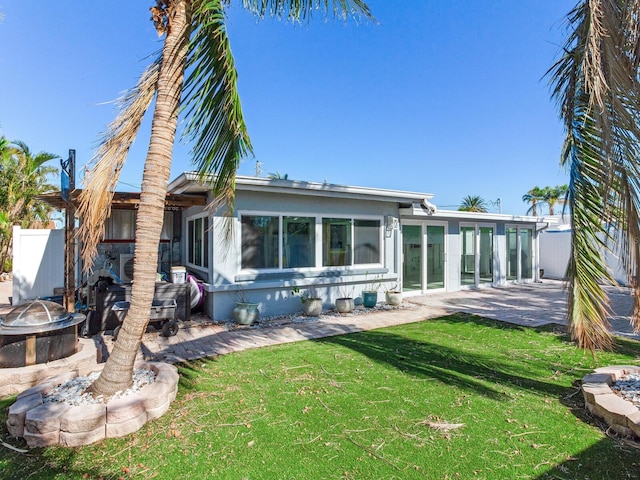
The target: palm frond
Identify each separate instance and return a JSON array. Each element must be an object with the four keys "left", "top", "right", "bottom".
[
  {"left": 549, "top": 0, "right": 640, "bottom": 351},
  {"left": 76, "top": 58, "right": 160, "bottom": 272},
  {"left": 241, "top": 0, "right": 375, "bottom": 23},
  {"left": 182, "top": 1, "right": 251, "bottom": 211}
]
